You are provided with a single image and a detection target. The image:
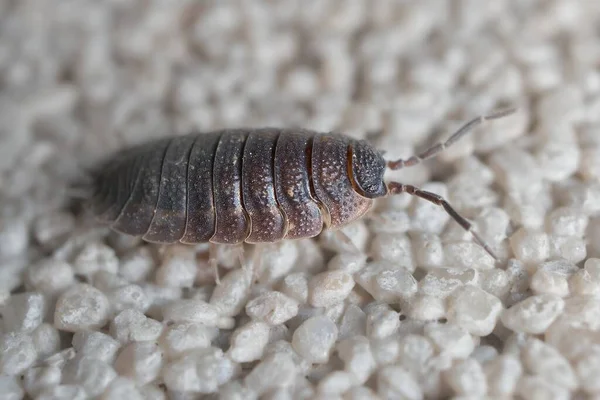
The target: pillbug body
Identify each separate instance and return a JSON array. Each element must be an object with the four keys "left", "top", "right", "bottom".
[{"left": 88, "top": 109, "right": 515, "bottom": 260}]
